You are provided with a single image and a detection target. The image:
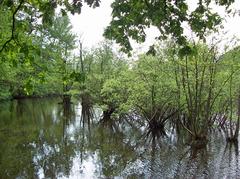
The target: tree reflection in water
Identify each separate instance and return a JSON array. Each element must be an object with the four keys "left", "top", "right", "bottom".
[{"left": 0, "top": 98, "right": 240, "bottom": 178}]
